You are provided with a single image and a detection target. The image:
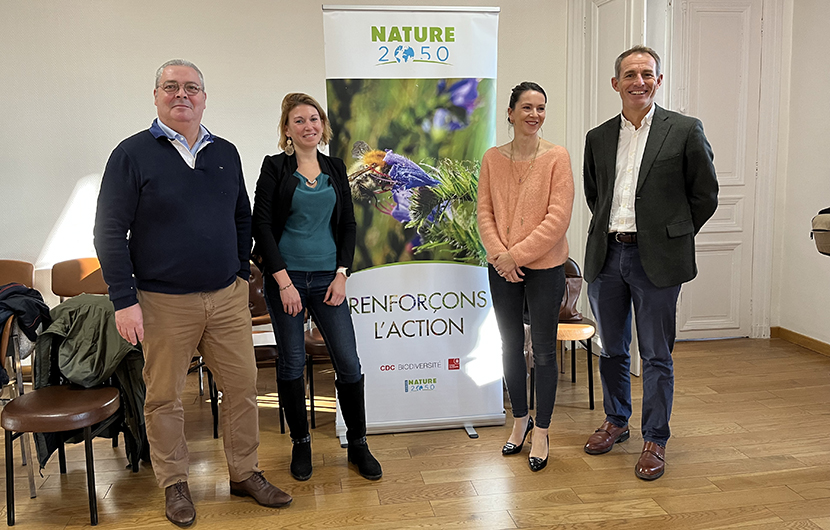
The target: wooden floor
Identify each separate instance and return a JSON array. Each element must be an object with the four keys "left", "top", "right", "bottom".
[{"left": 2, "top": 338, "right": 829, "bottom": 529}]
